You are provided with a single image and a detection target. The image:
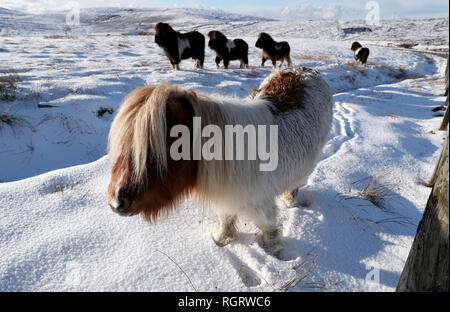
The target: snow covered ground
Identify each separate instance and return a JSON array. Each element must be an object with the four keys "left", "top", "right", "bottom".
[{"left": 0, "top": 7, "right": 448, "bottom": 291}]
